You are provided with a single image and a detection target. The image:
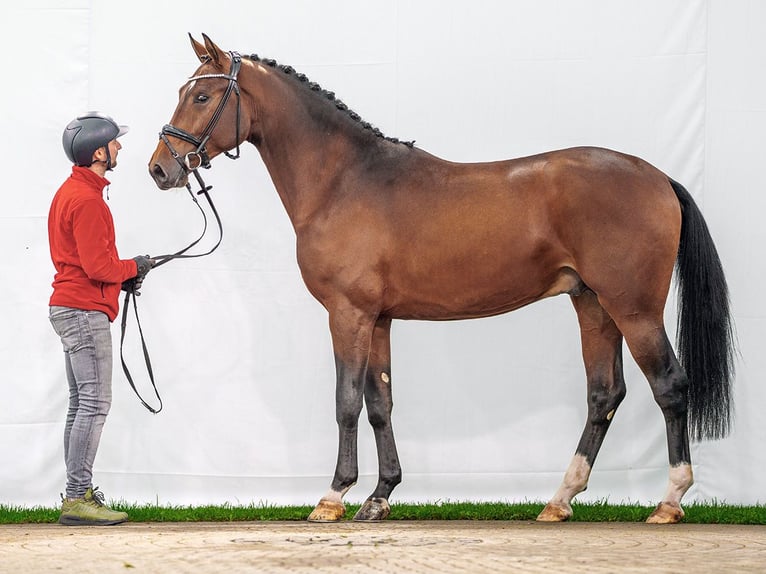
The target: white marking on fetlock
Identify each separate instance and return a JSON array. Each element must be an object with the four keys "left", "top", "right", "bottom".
[
  {"left": 381, "top": 372, "right": 390, "bottom": 383},
  {"left": 548, "top": 454, "right": 592, "bottom": 508},
  {"left": 661, "top": 463, "right": 693, "bottom": 506},
  {"left": 320, "top": 484, "right": 354, "bottom": 504}
]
